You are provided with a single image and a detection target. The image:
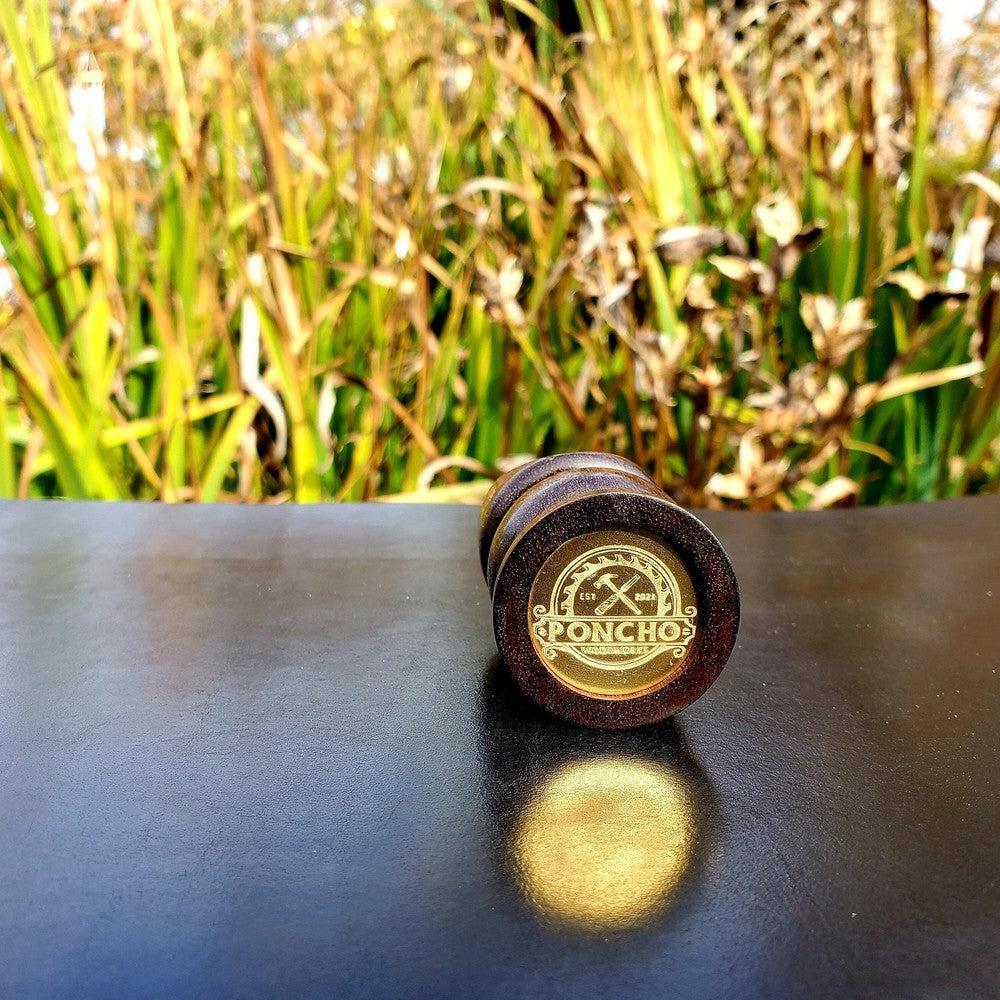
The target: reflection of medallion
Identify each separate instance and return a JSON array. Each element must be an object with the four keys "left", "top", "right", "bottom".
[
  {"left": 529, "top": 531, "right": 697, "bottom": 699},
  {"left": 511, "top": 756, "right": 695, "bottom": 932},
  {"left": 477, "top": 663, "right": 713, "bottom": 935}
]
